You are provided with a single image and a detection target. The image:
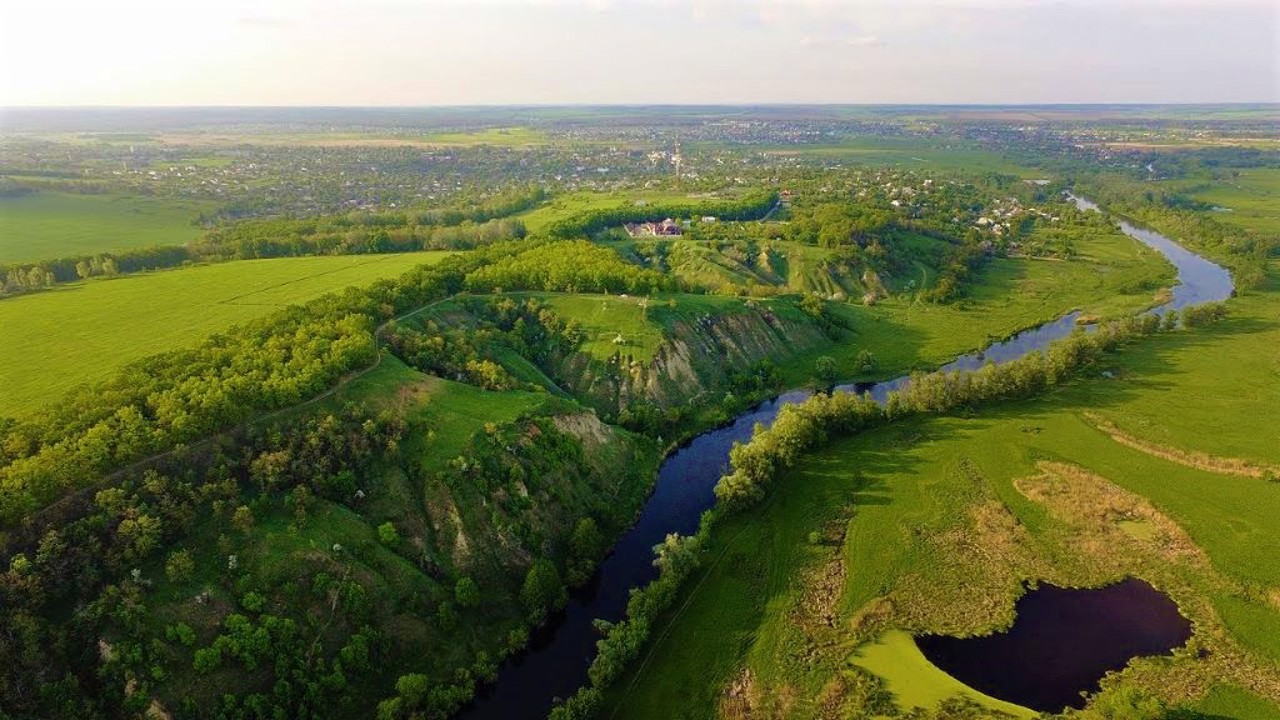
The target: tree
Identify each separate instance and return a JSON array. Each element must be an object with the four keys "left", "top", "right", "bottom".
[
  {"left": 231, "top": 505, "right": 255, "bottom": 535},
  {"left": 117, "top": 512, "right": 163, "bottom": 562},
  {"left": 570, "top": 517, "right": 604, "bottom": 565},
  {"left": 377, "top": 521, "right": 400, "bottom": 547},
  {"left": 455, "top": 576, "right": 480, "bottom": 608},
  {"left": 814, "top": 356, "right": 838, "bottom": 386},
  {"left": 436, "top": 600, "right": 457, "bottom": 631},
  {"left": 165, "top": 549, "right": 195, "bottom": 584},
  {"left": 520, "top": 558, "right": 567, "bottom": 625}
]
